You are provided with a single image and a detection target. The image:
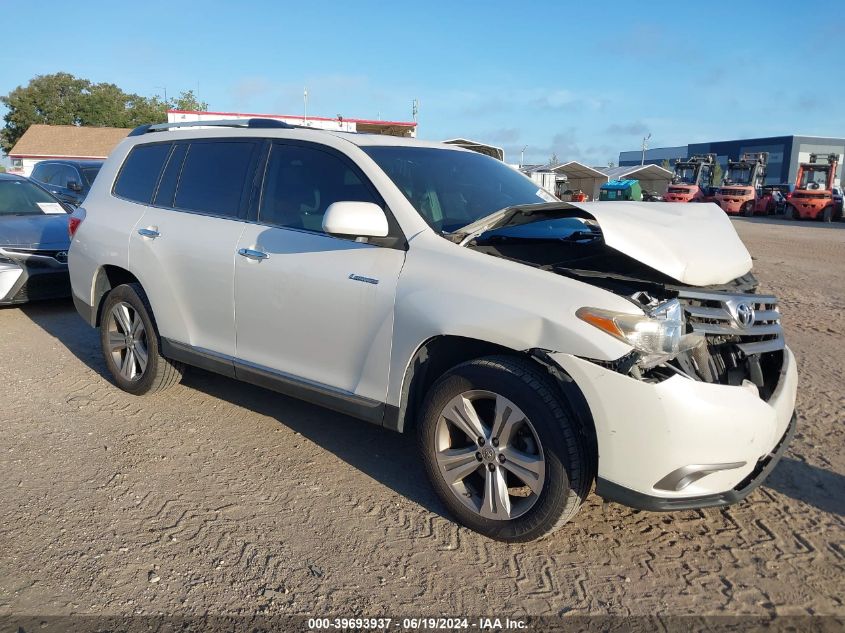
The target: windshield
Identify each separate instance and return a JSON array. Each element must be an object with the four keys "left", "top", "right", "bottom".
[
  {"left": 81, "top": 166, "right": 101, "bottom": 187},
  {"left": 725, "top": 166, "right": 752, "bottom": 185},
  {"left": 363, "top": 146, "right": 553, "bottom": 233},
  {"left": 674, "top": 166, "right": 697, "bottom": 184},
  {"left": 0, "top": 179, "right": 63, "bottom": 216},
  {"left": 798, "top": 167, "right": 830, "bottom": 190}
]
